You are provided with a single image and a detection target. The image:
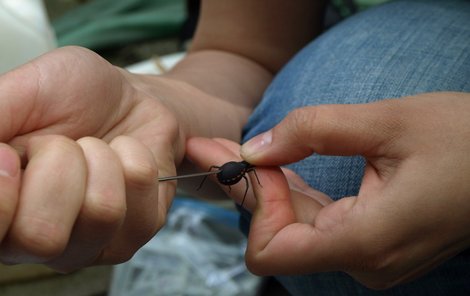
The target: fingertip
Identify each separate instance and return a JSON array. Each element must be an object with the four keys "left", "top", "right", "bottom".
[
  {"left": 240, "top": 130, "right": 272, "bottom": 162},
  {"left": 110, "top": 136, "right": 158, "bottom": 189}
]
